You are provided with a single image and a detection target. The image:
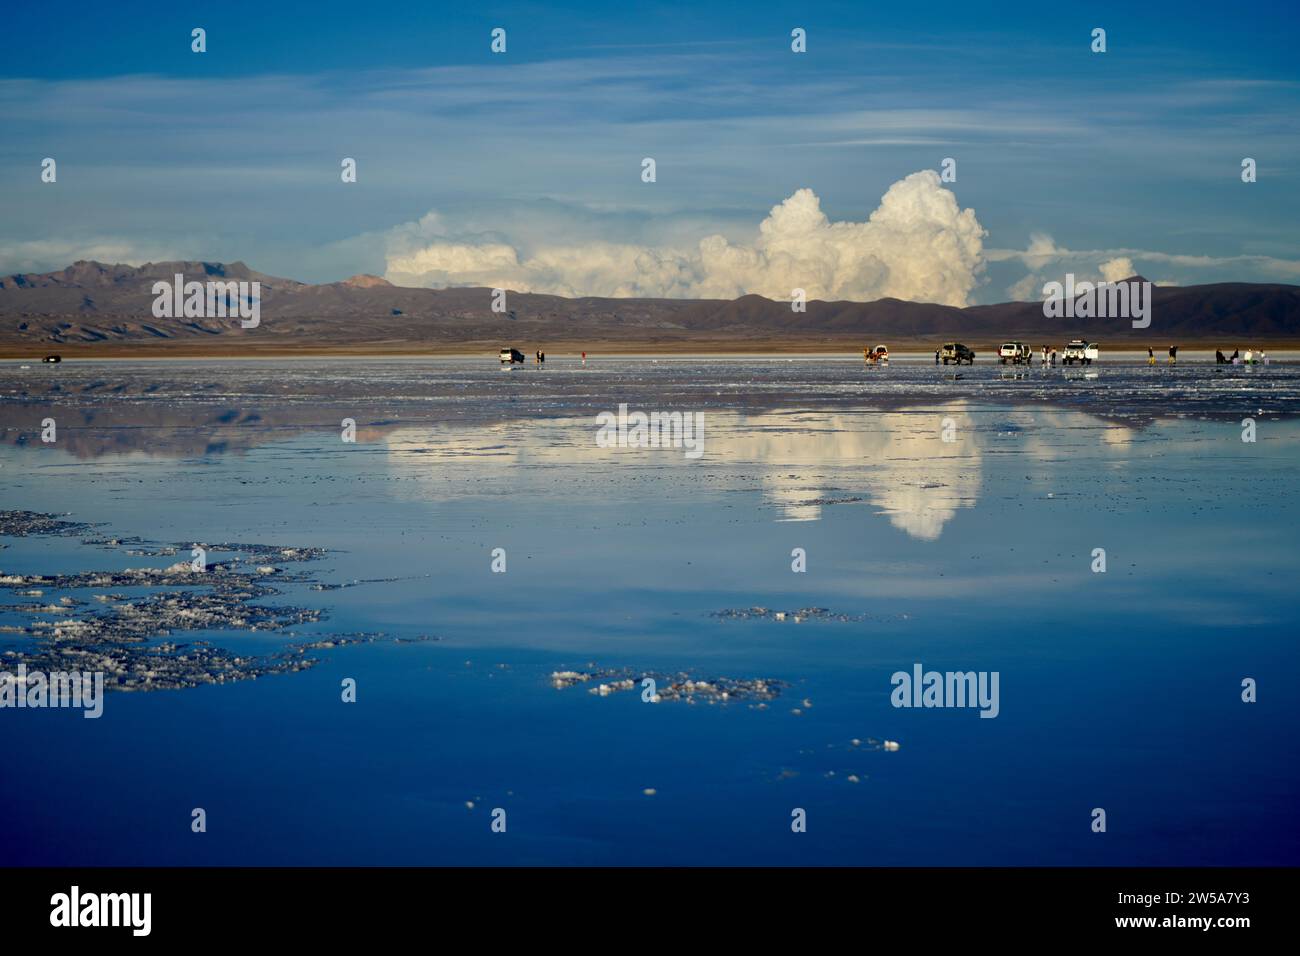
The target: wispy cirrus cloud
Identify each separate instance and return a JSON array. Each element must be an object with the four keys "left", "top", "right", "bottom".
[
  {"left": 992, "top": 234, "right": 1300, "bottom": 300},
  {"left": 0, "top": 237, "right": 182, "bottom": 274},
  {"left": 3, "top": 26, "right": 1299, "bottom": 300}
]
